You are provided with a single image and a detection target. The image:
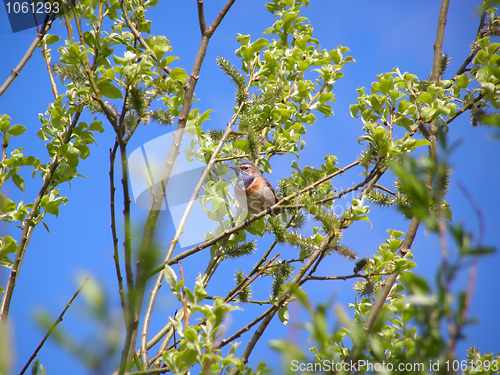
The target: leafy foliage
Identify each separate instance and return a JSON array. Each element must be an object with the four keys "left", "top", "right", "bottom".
[{"left": 0, "top": 0, "right": 498, "bottom": 374}]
